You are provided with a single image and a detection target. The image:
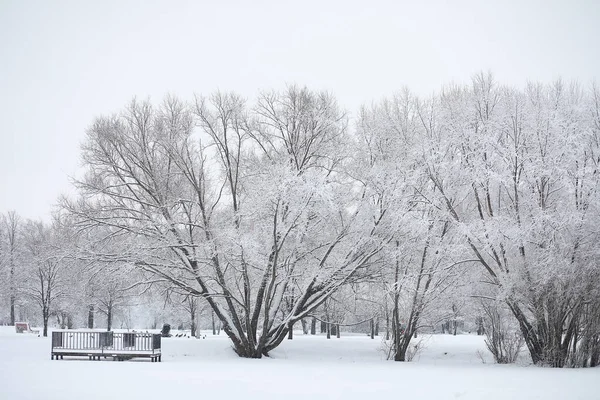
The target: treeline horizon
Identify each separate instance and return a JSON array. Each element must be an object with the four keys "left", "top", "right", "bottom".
[{"left": 1, "top": 73, "right": 599, "bottom": 367}]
